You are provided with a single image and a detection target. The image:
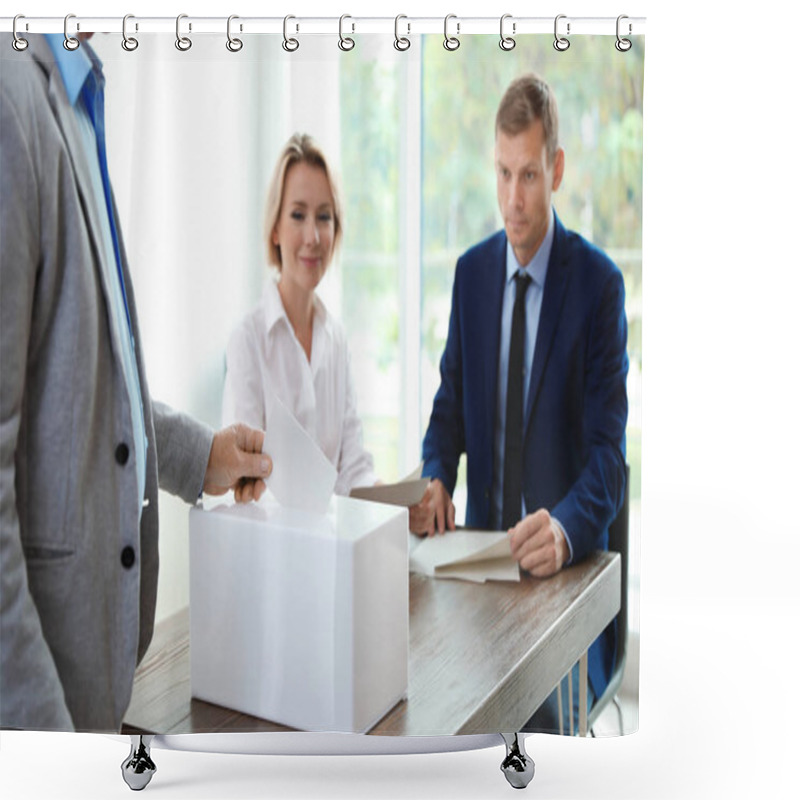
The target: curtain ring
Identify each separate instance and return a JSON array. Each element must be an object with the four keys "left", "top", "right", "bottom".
[
  {"left": 499, "top": 14, "right": 515, "bottom": 51},
  {"left": 283, "top": 15, "right": 299, "bottom": 52},
  {"left": 12, "top": 15, "right": 29, "bottom": 51},
  {"left": 63, "top": 13, "right": 80, "bottom": 51},
  {"left": 338, "top": 14, "right": 355, "bottom": 51},
  {"left": 443, "top": 14, "right": 460, "bottom": 51},
  {"left": 226, "top": 15, "right": 243, "bottom": 52},
  {"left": 121, "top": 14, "right": 139, "bottom": 52},
  {"left": 554, "top": 14, "right": 570, "bottom": 51},
  {"left": 615, "top": 15, "right": 632, "bottom": 52},
  {"left": 394, "top": 15, "right": 411, "bottom": 51},
  {"left": 500, "top": 14, "right": 517, "bottom": 52},
  {"left": 175, "top": 14, "right": 192, "bottom": 51}
]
